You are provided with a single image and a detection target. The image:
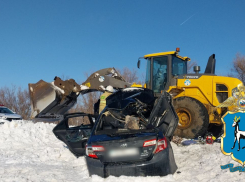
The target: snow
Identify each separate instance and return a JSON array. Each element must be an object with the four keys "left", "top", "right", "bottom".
[
  {"left": 0, "top": 120, "right": 244, "bottom": 182},
  {"left": 80, "top": 85, "right": 89, "bottom": 90},
  {"left": 123, "top": 88, "right": 143, "bottom": 92}
]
